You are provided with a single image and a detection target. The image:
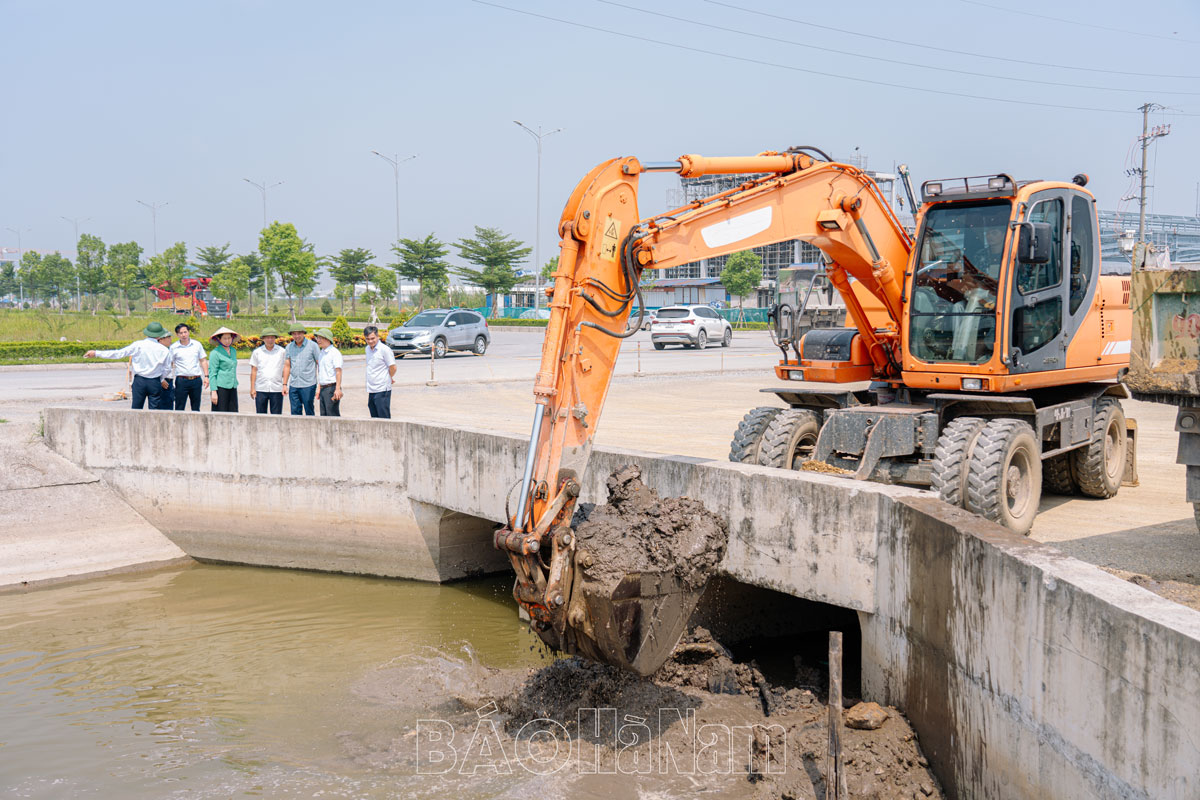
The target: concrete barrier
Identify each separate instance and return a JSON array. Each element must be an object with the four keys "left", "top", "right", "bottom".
[{"left": 42, "top": 407, "right": 1200, "bottom": 798}]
